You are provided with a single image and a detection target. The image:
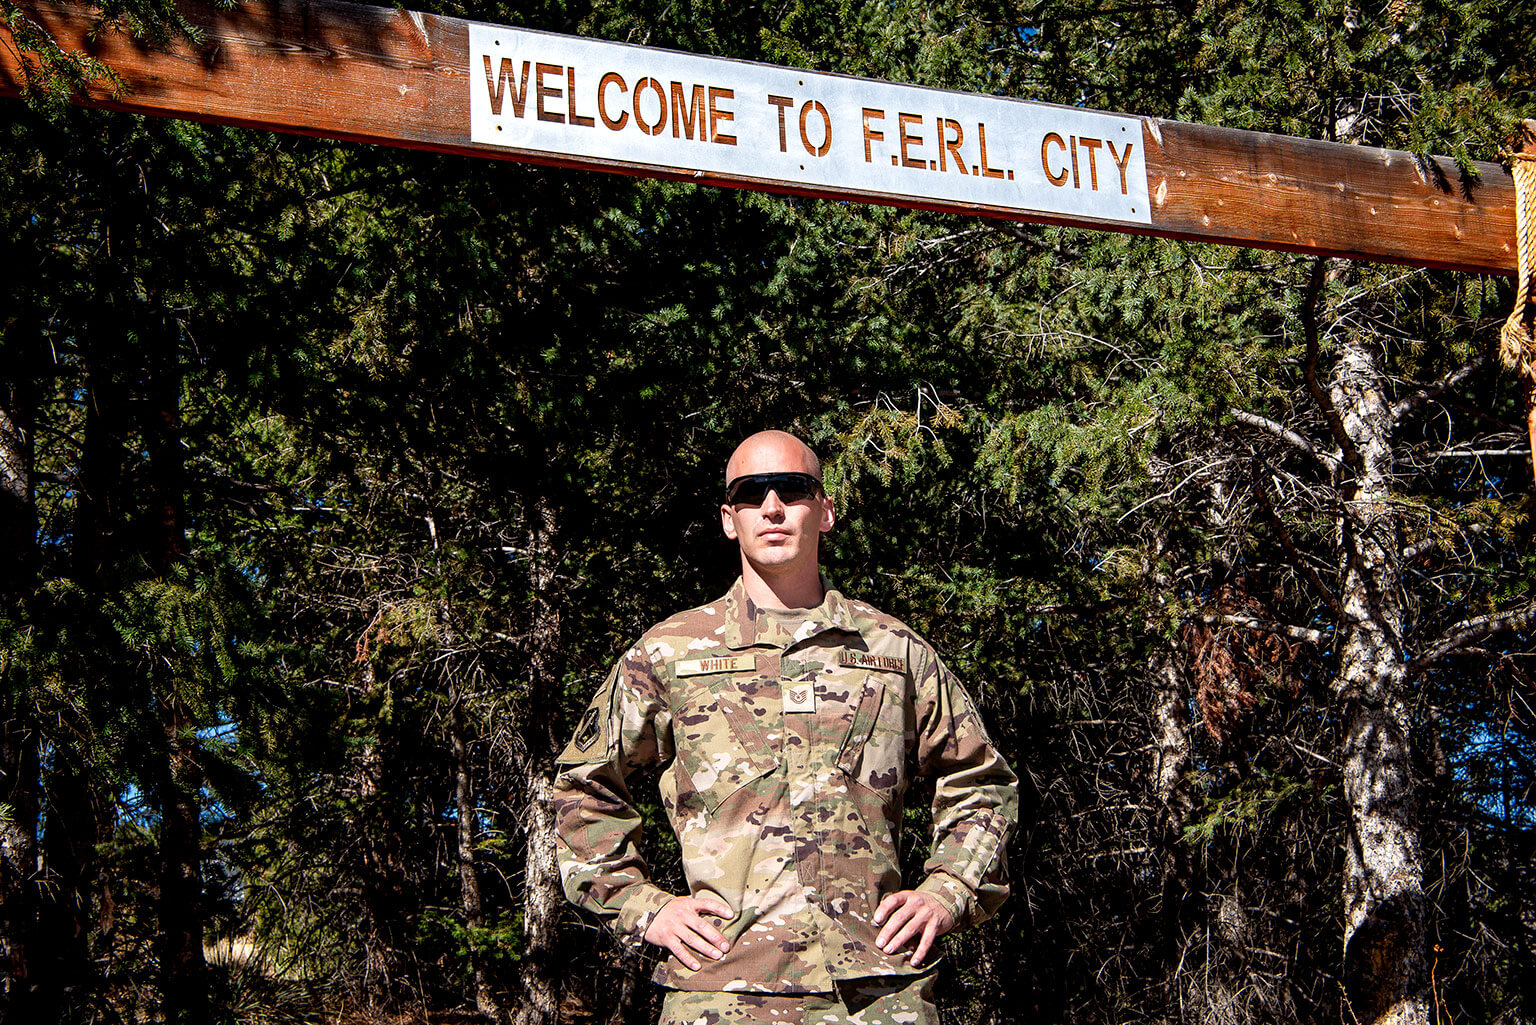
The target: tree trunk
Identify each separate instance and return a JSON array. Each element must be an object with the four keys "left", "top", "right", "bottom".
[
  {"left": 159, "top": 690, "right": 208, "bottom": 1024},
  {"left": 37, "top": 754, "right": 99, "bottom": 1022},
  {"left": 515, "top": 495, "right": 565, "bottom": 1025},
  {"left": 0, "top": 349, "right": 40, "bottom": 1020},
  {"left": 451, "top": 683, "right": 503, "bottom": 1022},
  {"left": 144, "top": 363, "right": 207, "bottom": 1023},
  {"left": 1150, "top": 644, "right": 1195, "bottom": 843},
  {"left": 0, "top": 703, "right": 40, "bottom": 1020},
  {"left": 1330, "top": 333, "right": 1428, "bottom": 1025}
]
